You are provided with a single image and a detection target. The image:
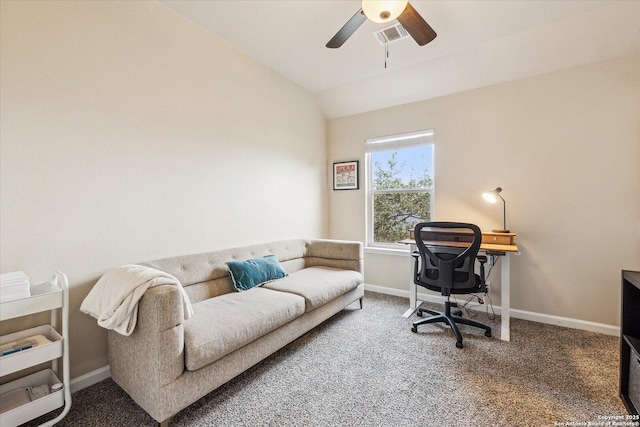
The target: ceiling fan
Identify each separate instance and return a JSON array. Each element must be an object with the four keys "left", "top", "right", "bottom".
[{"left": 326, "top": 0, "right": 437, "bottom": 49}]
